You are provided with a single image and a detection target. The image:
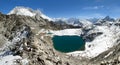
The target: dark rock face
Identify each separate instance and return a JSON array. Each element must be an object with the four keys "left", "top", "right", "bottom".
[
  {"left": 80, "top": 26, "right": 103, "bottom": 42},
  {"left": 83, "top": 32, "right": 103, "bottom": 42},
  {"left": 114, "top": 23, "right": 120, "bottom": 26}
]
